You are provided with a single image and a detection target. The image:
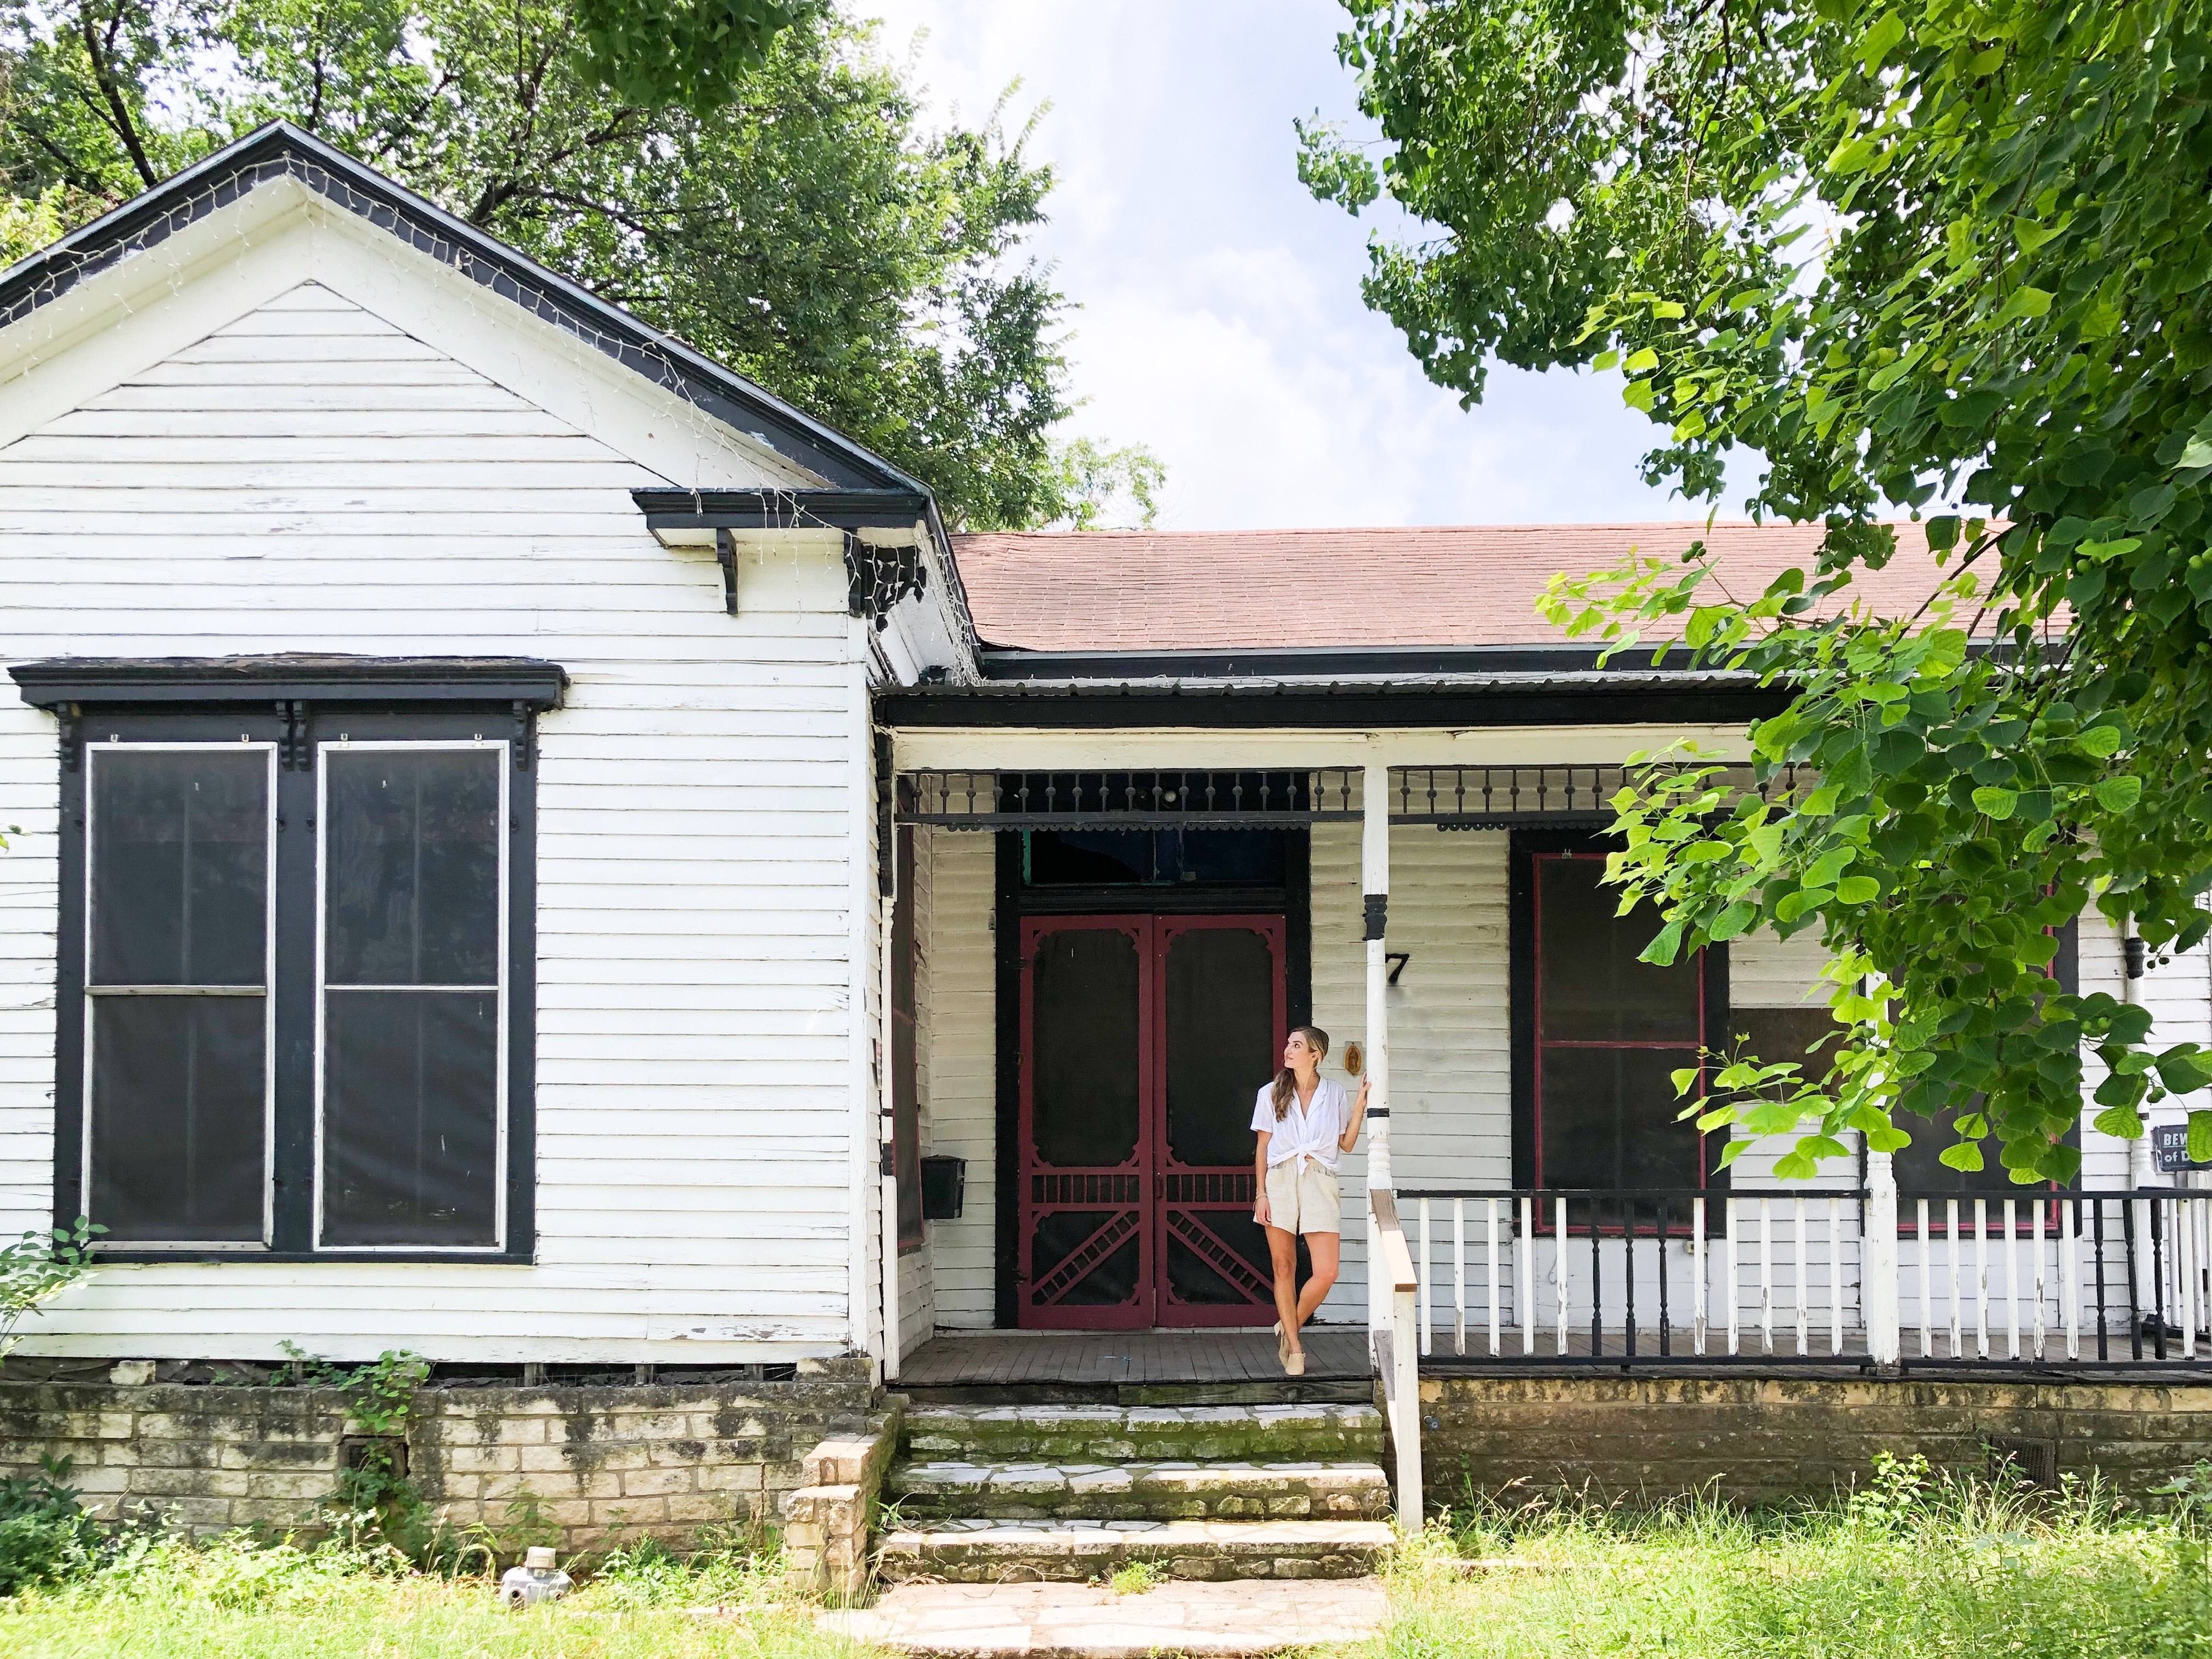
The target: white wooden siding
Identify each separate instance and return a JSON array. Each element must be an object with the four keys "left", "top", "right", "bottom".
[
  {"left": 918, "top": 830, "right": 997, "bottom": 1328},
  {"left": 0, "top": 228, "right": 870, "bottom": 1362},
  {"left": 2079, "top": 905, "right": 2212, "bottom": 1185}
]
